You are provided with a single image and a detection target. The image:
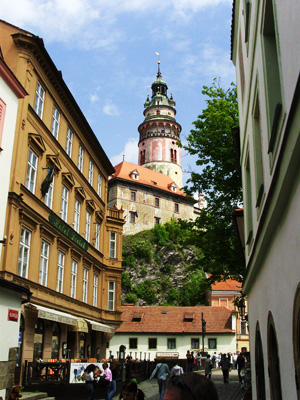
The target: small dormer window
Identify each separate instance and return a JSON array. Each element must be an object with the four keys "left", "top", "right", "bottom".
[
  {"left": 130, "top": 169, "right": 140, "bottom": 181},
  {"left": 184, "top": 313, "right": 194, "bottom": 322}
]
